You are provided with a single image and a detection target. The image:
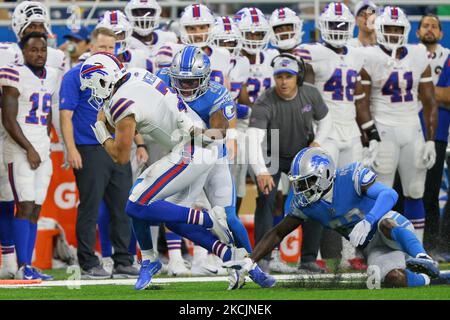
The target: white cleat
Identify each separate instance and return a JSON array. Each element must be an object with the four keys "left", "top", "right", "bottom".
[
  {"left": 208, "top": 254, "right": 228, "bottom": 276},
  {"left": 191, "top": 257, "right": 220, "bottom": 276},
  {"left": 208, "top": 206, "right": 234, "bottom": 245},
  {"left": 227, "top": 268, "right": 246, "bottom": 290},
  {"left": 168, "top": 258, "right": 191, "bottom": 277},
  {"left": 222, "top": 247, "right": 250, "bottom": 270},
  {"left": 269, "top": 250, "right": 297, "bottom": 274}
]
